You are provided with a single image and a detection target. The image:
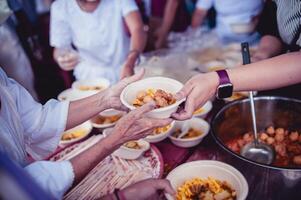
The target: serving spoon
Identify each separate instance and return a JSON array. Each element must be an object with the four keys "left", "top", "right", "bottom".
[{"left": 240, "top": 42, "right": 274, "bottom": 165}]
